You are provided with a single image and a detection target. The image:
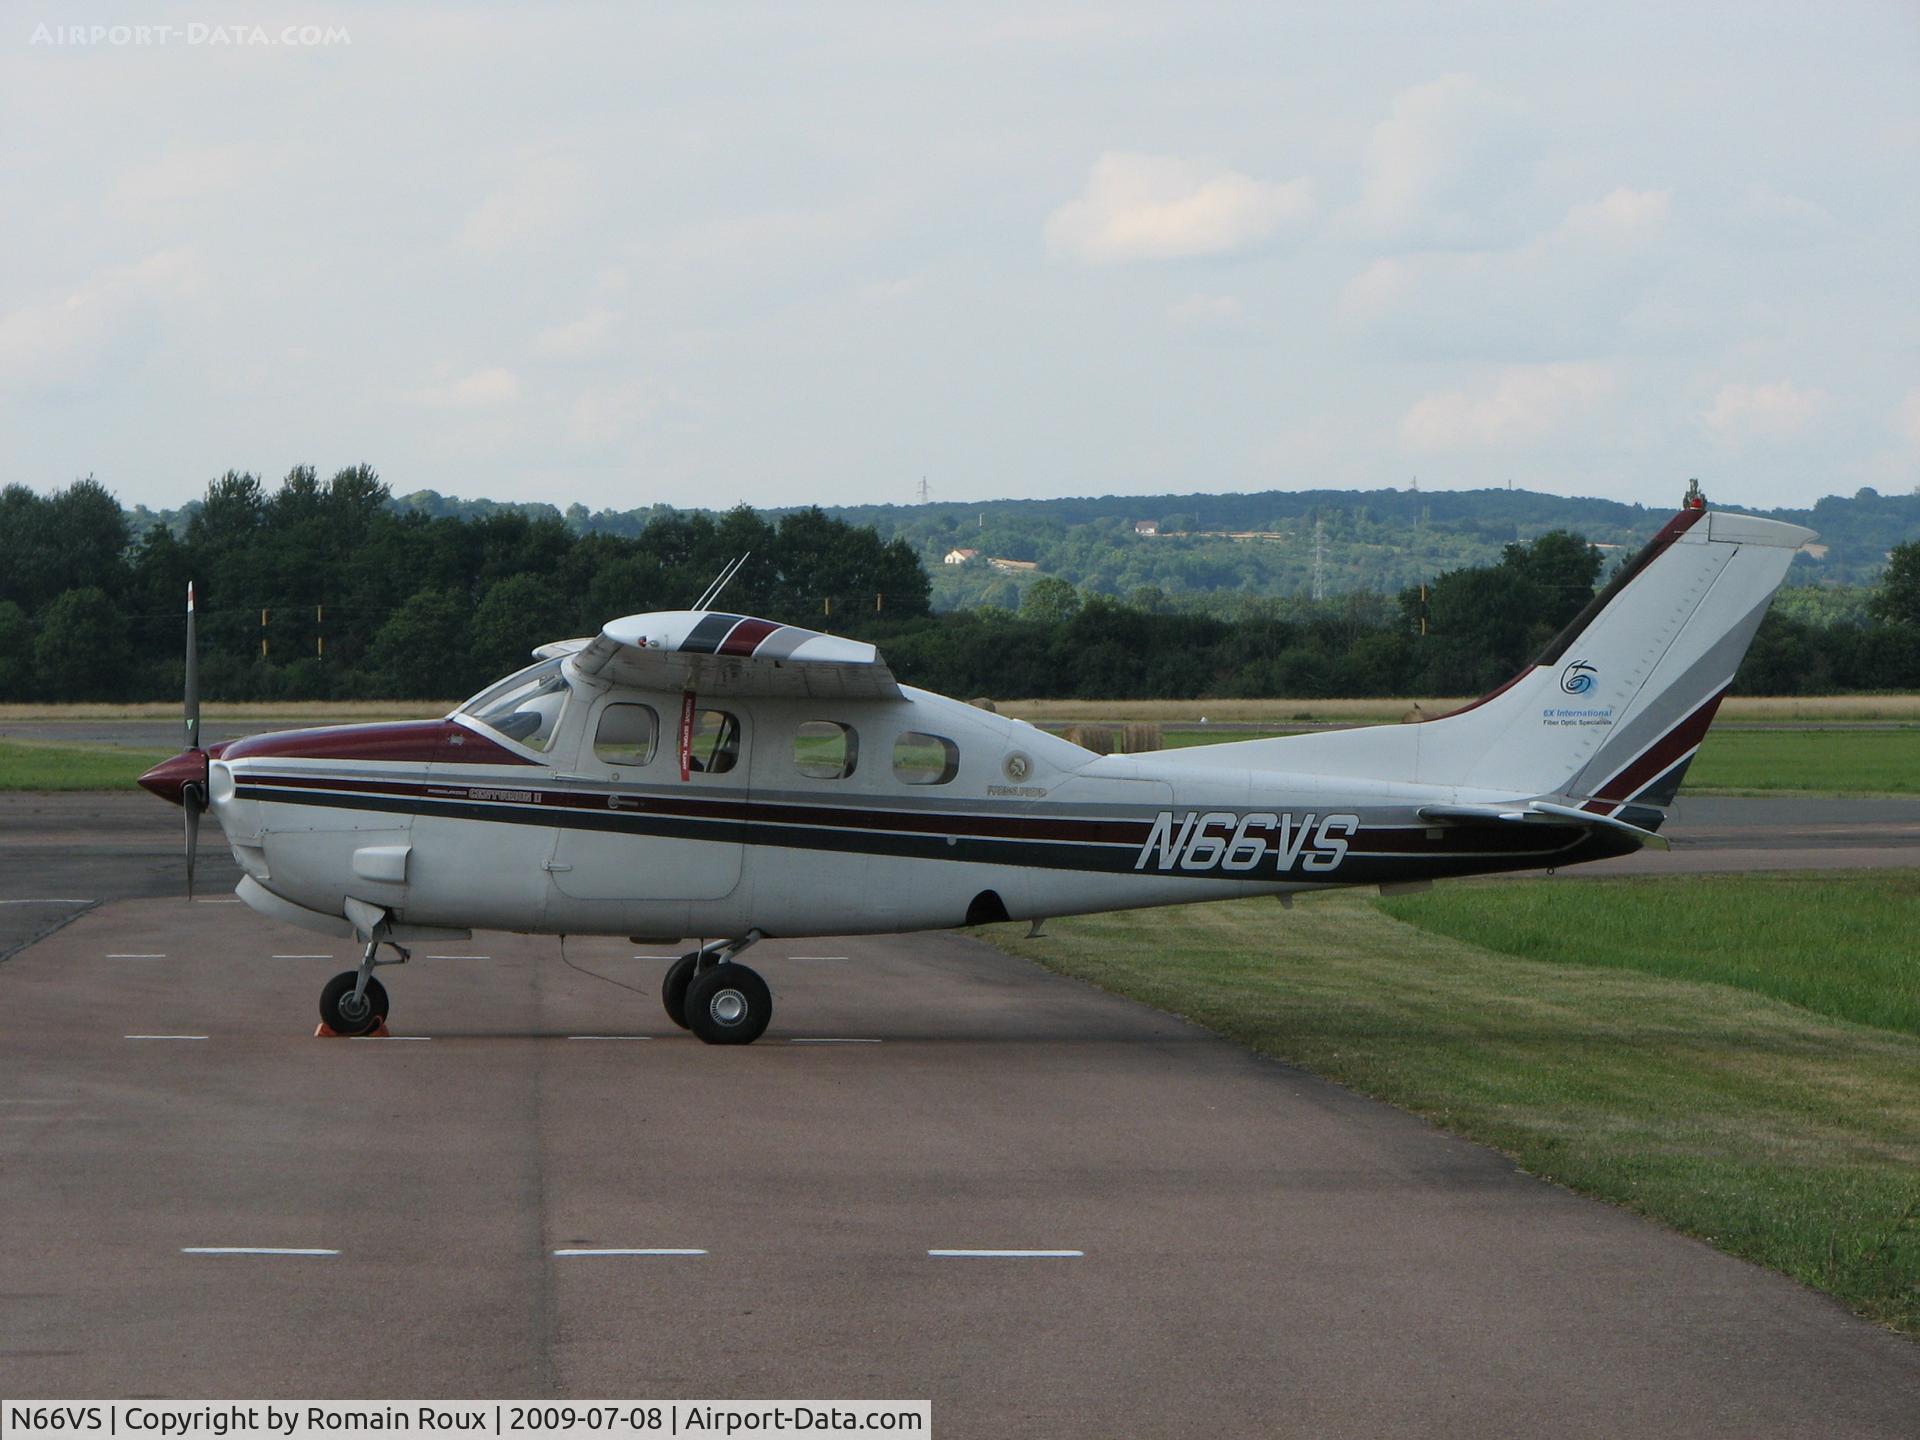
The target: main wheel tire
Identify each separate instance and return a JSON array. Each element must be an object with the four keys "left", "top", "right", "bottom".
[
  {"left": 684, "top": 962, "right": 772, "bottom": 1046},
  {"left": 319, "top": 971, "right": 389, "bottom": 1036},
  {"left": 662, "top": 953, "right": 700, "bottom": 1030}
]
